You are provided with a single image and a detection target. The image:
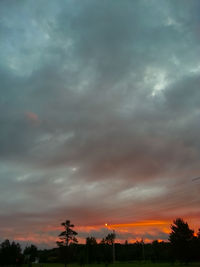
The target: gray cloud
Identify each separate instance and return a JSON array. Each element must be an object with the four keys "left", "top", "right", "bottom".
[{"left": 0, "top": 0, "right": 200, "bottom": 246}]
